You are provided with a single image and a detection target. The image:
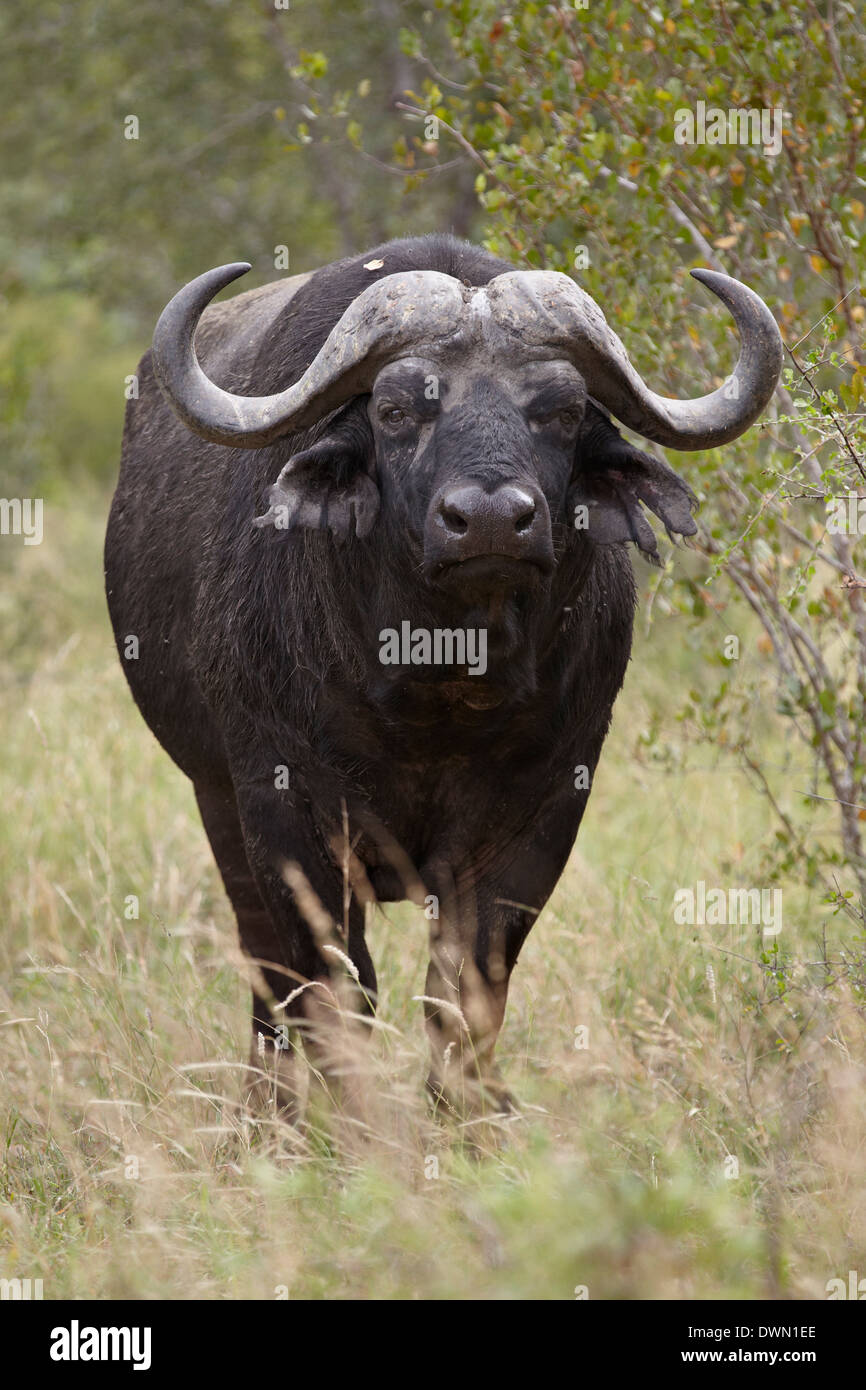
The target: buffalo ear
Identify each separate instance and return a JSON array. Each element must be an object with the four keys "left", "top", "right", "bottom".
[
  {"left": 568, "top": 402, "right": 698, "bottom": 563},
  {"left": 253, "top": 405, "right": 379, "bottom": 540}
]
